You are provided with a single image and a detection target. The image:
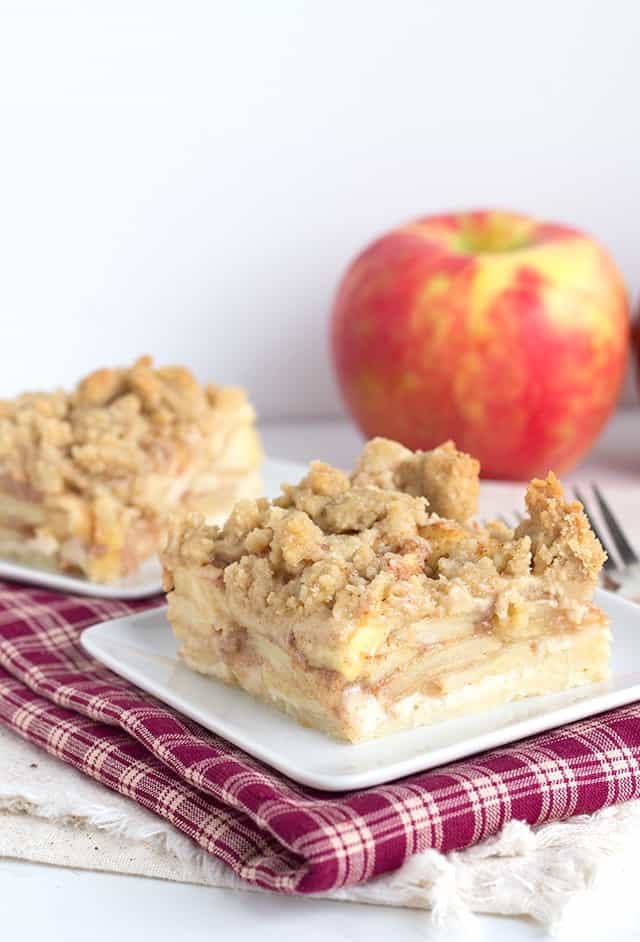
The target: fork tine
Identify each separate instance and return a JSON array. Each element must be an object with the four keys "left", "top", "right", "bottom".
[
  {"left": 496, "top": 511, "right": 523, "bottom": 528},
  {"left": 591, "top": 483, "right": 639, "bottom": 566},
  {"left": 574, "top": 486, "right": 618, "bottom": 572}
]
